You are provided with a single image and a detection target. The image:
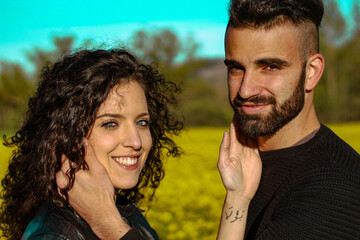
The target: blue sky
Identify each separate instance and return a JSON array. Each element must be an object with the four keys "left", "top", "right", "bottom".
[{"left": 0, "top": 0, "right": 359, "bottom": 71}]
